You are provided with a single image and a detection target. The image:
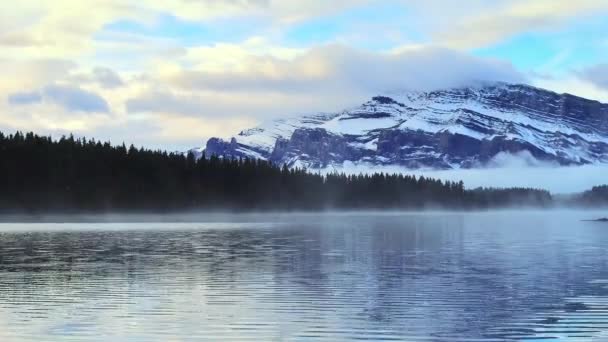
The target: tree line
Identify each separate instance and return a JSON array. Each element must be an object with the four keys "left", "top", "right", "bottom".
[
  {"left": 580, "top": 186, "right": 608, "bottom": 206},
  {"left": 0, "top": 131, "right": 556, "bottom": 213}
]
